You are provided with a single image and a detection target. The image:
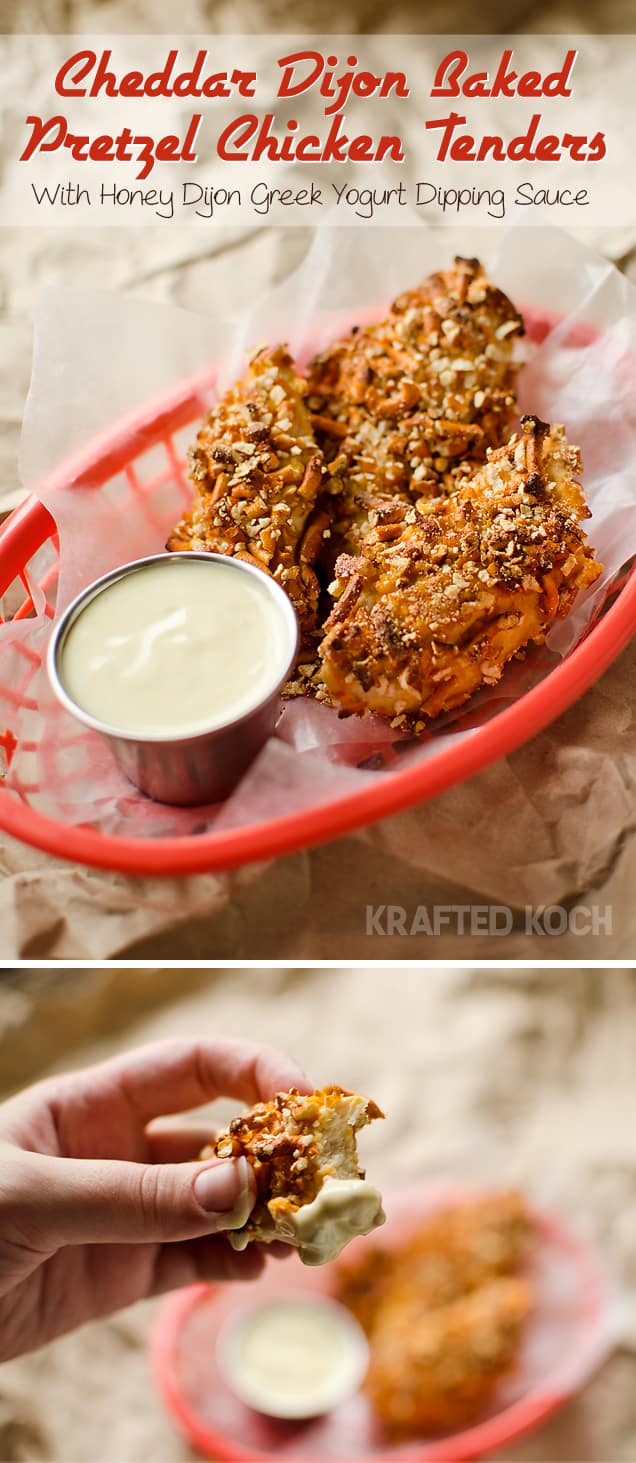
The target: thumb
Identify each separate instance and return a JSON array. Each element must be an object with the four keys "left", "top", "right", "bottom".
[{"left": 7, "top": 1150, "right": 255, "bottom": 1249}]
